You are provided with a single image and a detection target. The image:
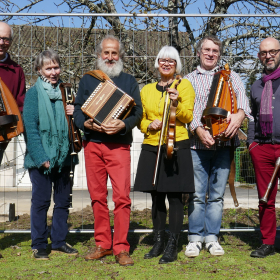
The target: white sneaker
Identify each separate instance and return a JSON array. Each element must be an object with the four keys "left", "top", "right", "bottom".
[
  {"left": 184, "top": 241, "right": 202, "bottom": 258},
  {"left": 206, "top": 241, "right": 224, "bottom": 256}
]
